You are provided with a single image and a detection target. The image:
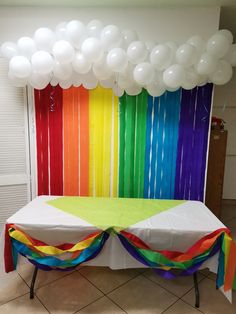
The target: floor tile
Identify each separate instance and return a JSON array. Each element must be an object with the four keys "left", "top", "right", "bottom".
[
  {"left": 143, "top": 269, "right": 204, "bottom": 298},
  {"left": 182, "top": 277, "right": 236, "bottom": 314},
  {"left": 0, "top": 273, "right": 29, "bottom": 306},
  {"left": 0, "top": 294, "right": 48, "bottom": 314},
  {"left": 108, "top": 275, "right": 177, "bottom": 314},
  {"left": 207, "top": 271, "right": 217, "bottom": 281},
  {"left": 79, "top": 267, "right": 141, "bottom": 294},
  {"left": 199, "top": 268, "right": 211, "bottom": 277},
  {"left": 18, "top": 262, "right": 73, "bottom": 289},
  {"left": 163, "top": 299, "right": 201, "bottom": 314},
  {"left": 36, "top": 271, "right": 103, "bottom": 314},
  {"left": 77, "top": 296, "right": 125, "bottom": 313}
]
